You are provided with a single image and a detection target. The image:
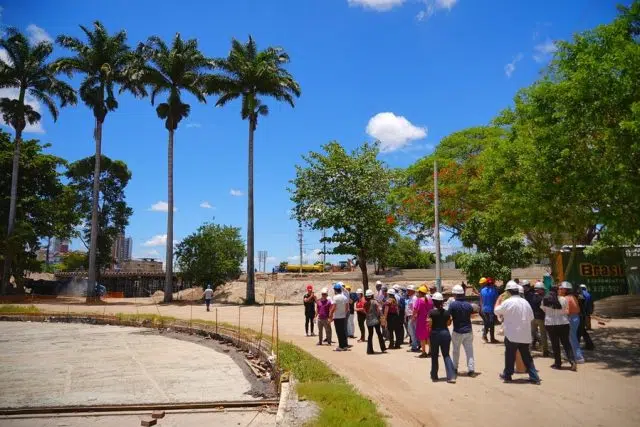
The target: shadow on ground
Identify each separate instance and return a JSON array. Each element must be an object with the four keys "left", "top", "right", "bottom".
[{"left": 588, "top": 326, "right": 640, "bottom": 377}]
